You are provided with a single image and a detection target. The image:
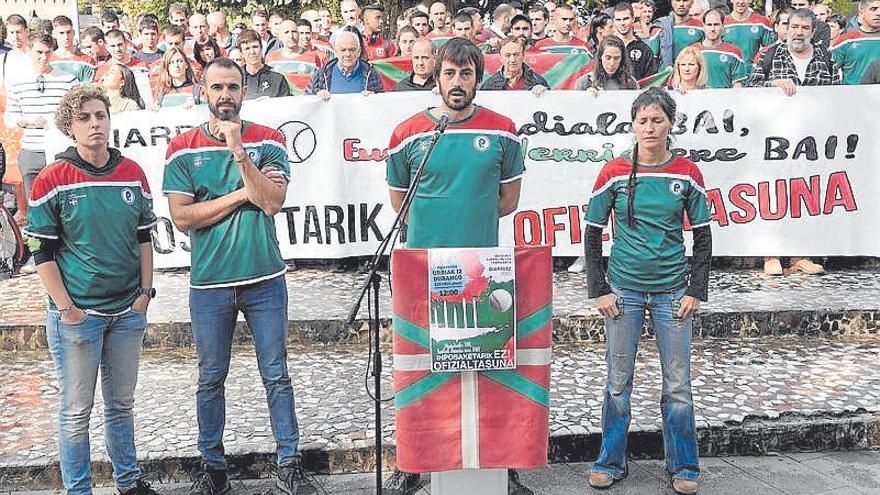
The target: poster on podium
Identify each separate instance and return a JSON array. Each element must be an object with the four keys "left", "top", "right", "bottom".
[
  {"left": 428, "top": 248, "right": 517, "bottom": 373},
  {"left": 391, "top": 246, "right": 553, "bottom": 473}
]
